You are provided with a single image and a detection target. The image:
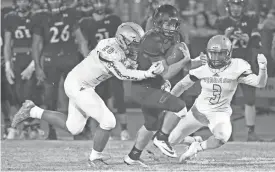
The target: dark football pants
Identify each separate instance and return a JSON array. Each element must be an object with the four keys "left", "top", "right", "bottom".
[{"left": 131, "top": 83, "right": 186, "bottom": 131}]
